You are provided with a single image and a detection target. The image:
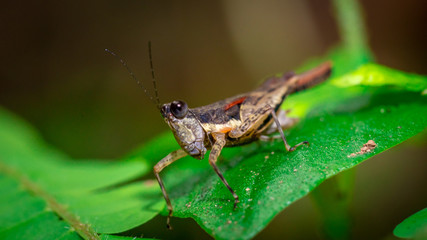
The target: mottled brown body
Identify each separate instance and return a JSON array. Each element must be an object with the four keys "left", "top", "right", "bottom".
[{"left": 155, "top": 62, "right": 332, "bottom": 229}]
